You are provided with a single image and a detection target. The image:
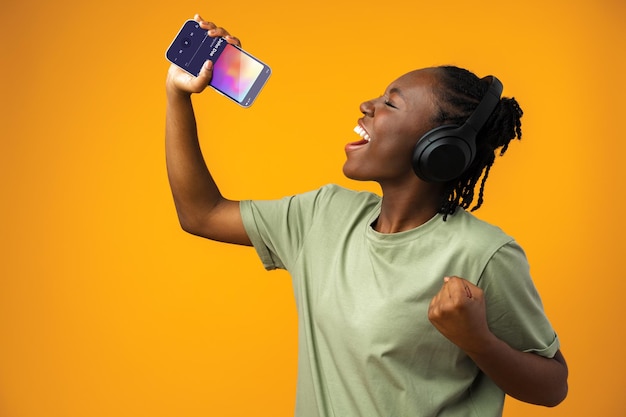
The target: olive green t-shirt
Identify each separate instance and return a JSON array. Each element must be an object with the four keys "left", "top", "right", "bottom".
[{"left": 241, "top": 184, "right": 559, "bottom": 417}]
